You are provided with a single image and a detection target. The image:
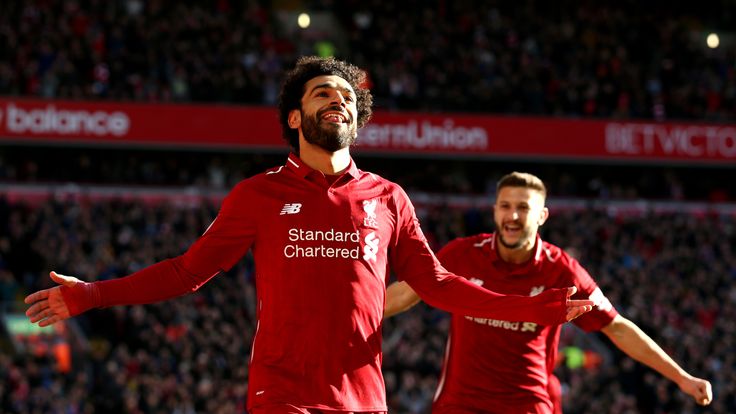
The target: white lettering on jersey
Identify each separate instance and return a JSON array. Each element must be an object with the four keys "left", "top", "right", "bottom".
[
  {"left": 363, "top": 231, "right": 379, "bottom": 261},
  {"left": 589, "top": 287, "right": 613, "bottom": 312},
  {"left": 469, "top": 277, "right": 484, "bottom": 287},
  {"left": 280, "top": 203, "right": 302, "bottom": 215},
  {"left": 521, "top": 322, "right": 538, "bottom": 332},
  {"left": 363, "top": 199, "right": 379, "bottom": 228},
  {"left": 529, "top": 285, "right": 545, "bottom": 297}
]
